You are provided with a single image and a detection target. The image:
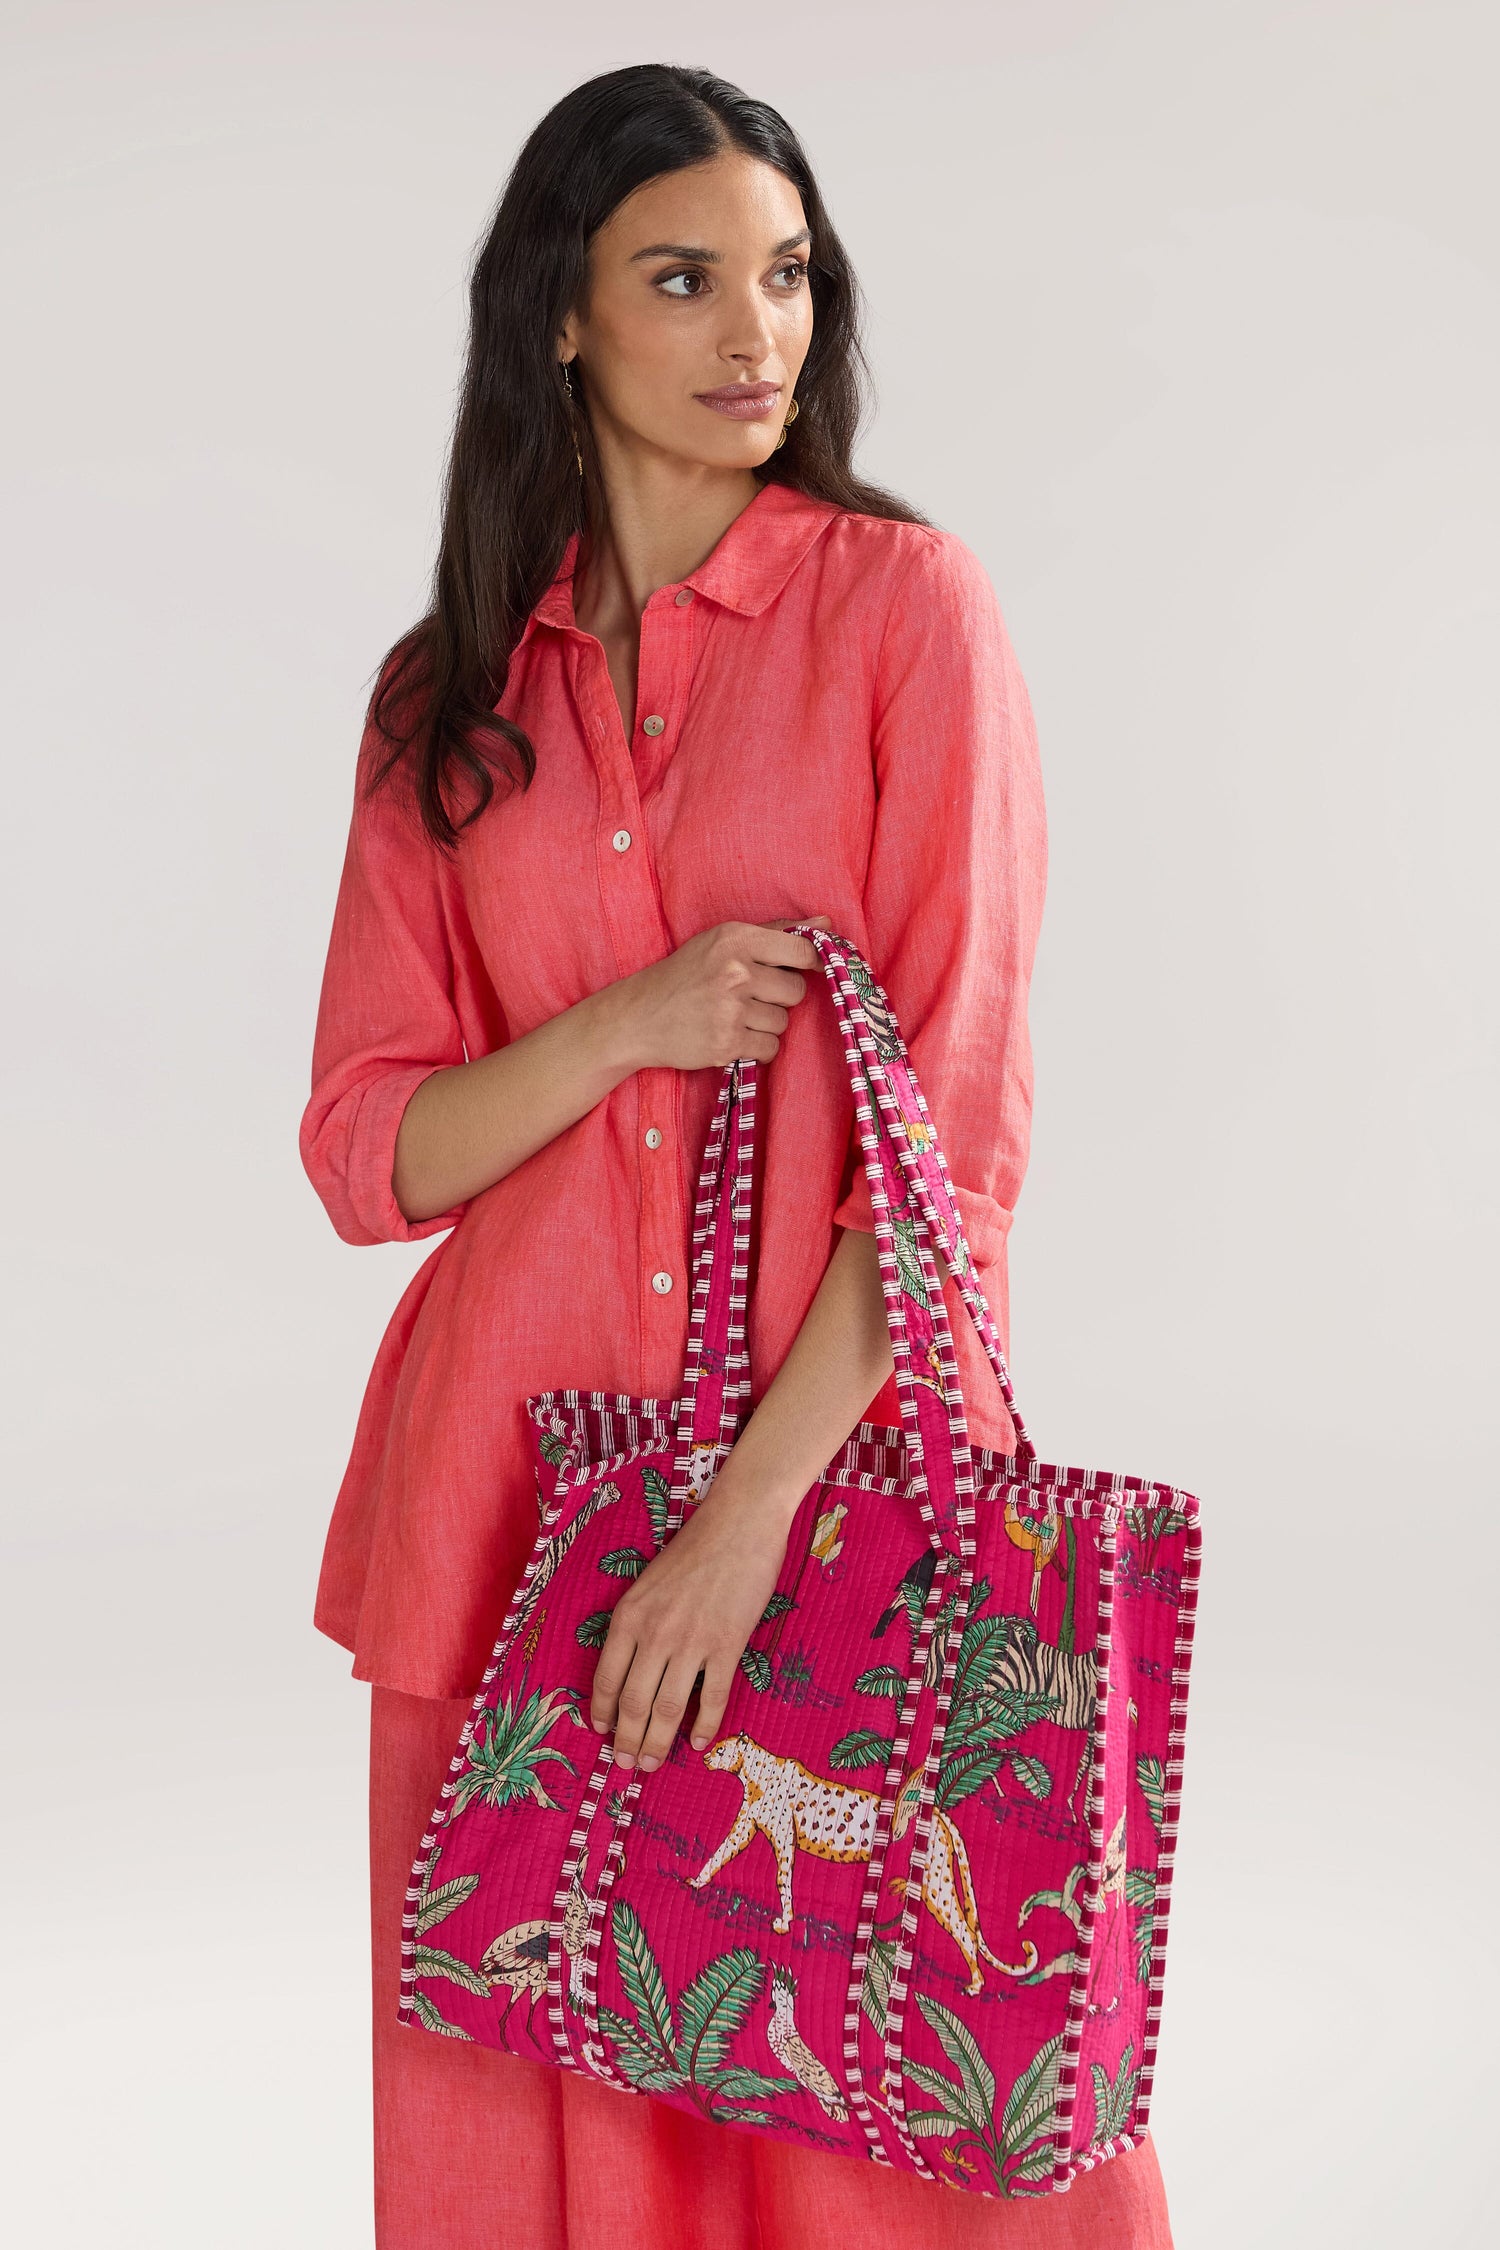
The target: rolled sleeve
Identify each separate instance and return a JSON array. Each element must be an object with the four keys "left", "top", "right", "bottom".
[
  {"left": 832, "top": 529, "right": 1048, "bottom": 1283},
  {"left": 299, "top": 727, "right": 473, "bottom": 1248}
]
